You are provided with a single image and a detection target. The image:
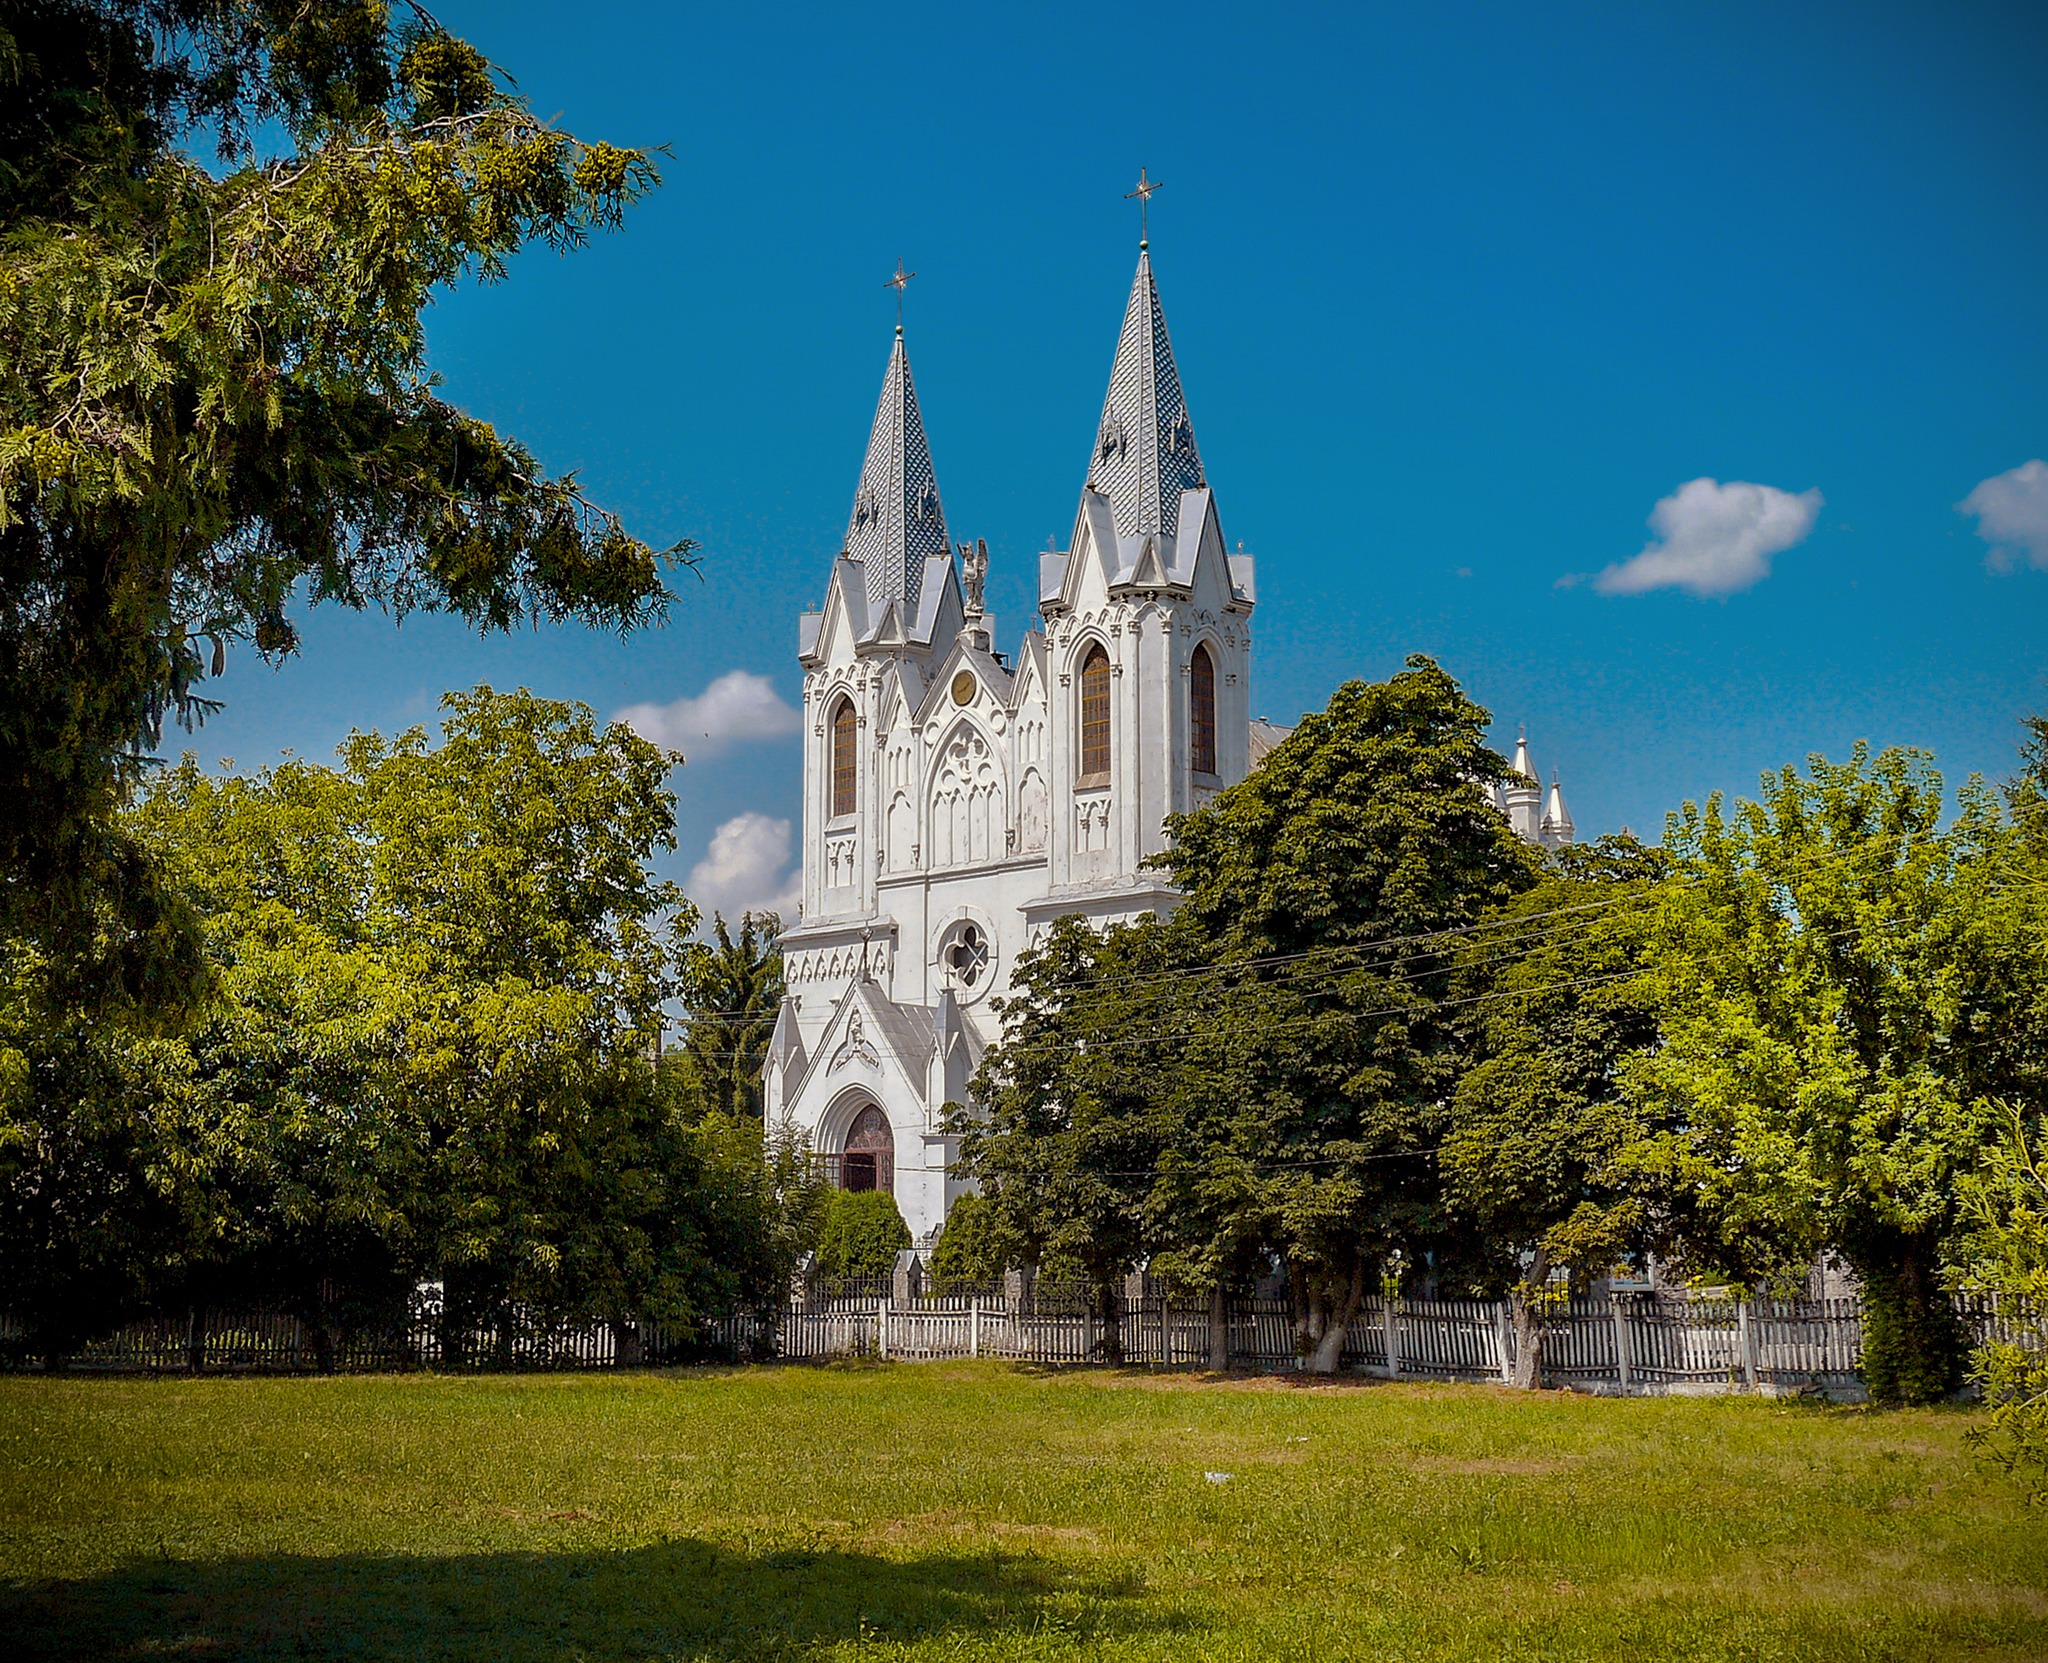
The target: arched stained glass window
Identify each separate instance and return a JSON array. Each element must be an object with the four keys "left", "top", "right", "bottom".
[
  {"left": 830, "top": 698, "right": 857, "bottom": 819},
  {"left": 842, "top": 1102, "right": 894, "bottom": 1194},
  {"left": 1190, "top": 644, "right": 1217, "bottom": 776},
  {"left": 1078, "top": 645, "right": 1111, "bottom": 780}
]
